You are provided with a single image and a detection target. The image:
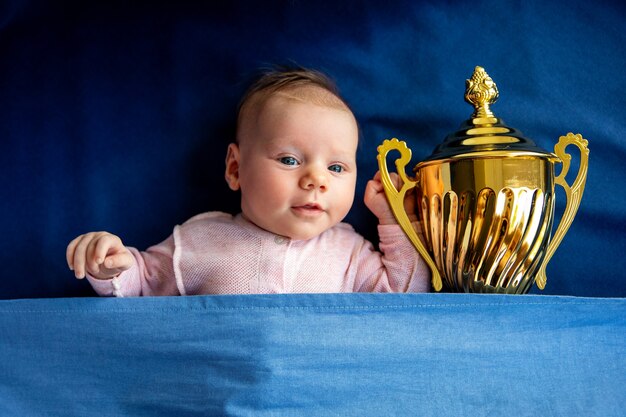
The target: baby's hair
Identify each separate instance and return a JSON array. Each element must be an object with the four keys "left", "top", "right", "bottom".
[{"left": 236, "top": 65, "right": 353, "bottom": 142}]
